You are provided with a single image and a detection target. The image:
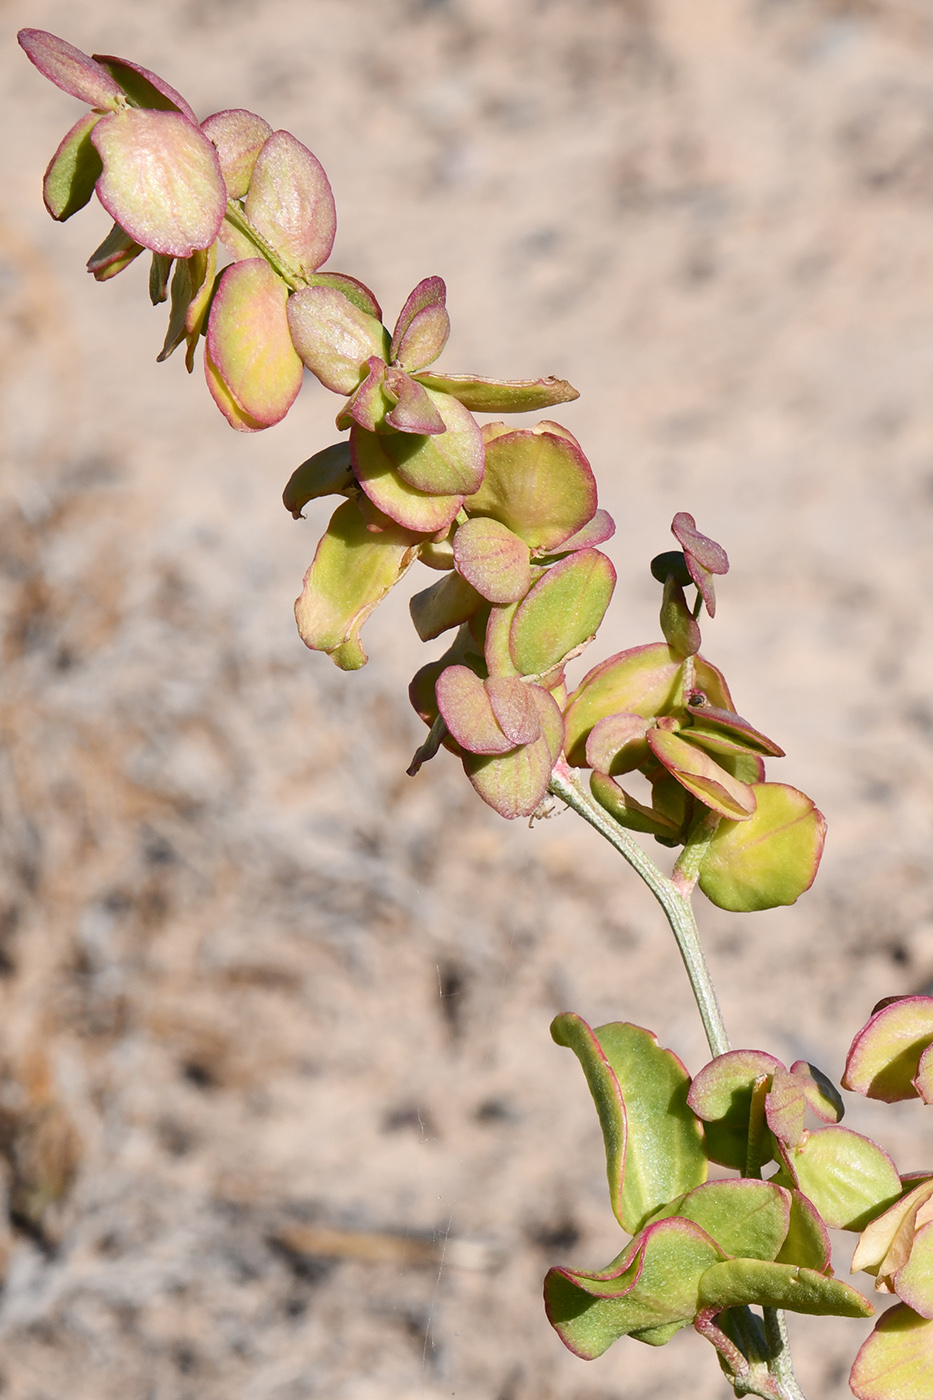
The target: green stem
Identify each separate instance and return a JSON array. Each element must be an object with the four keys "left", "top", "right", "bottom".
[
  {"left": 548, "top": 758, "right": 808, "bottom": 1400},
  {"left": 548, "top": 761, "right": 729, "bottom": 1058},
  {"left": 223, "top": 201, "right": 305, "bottom": 289}
]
